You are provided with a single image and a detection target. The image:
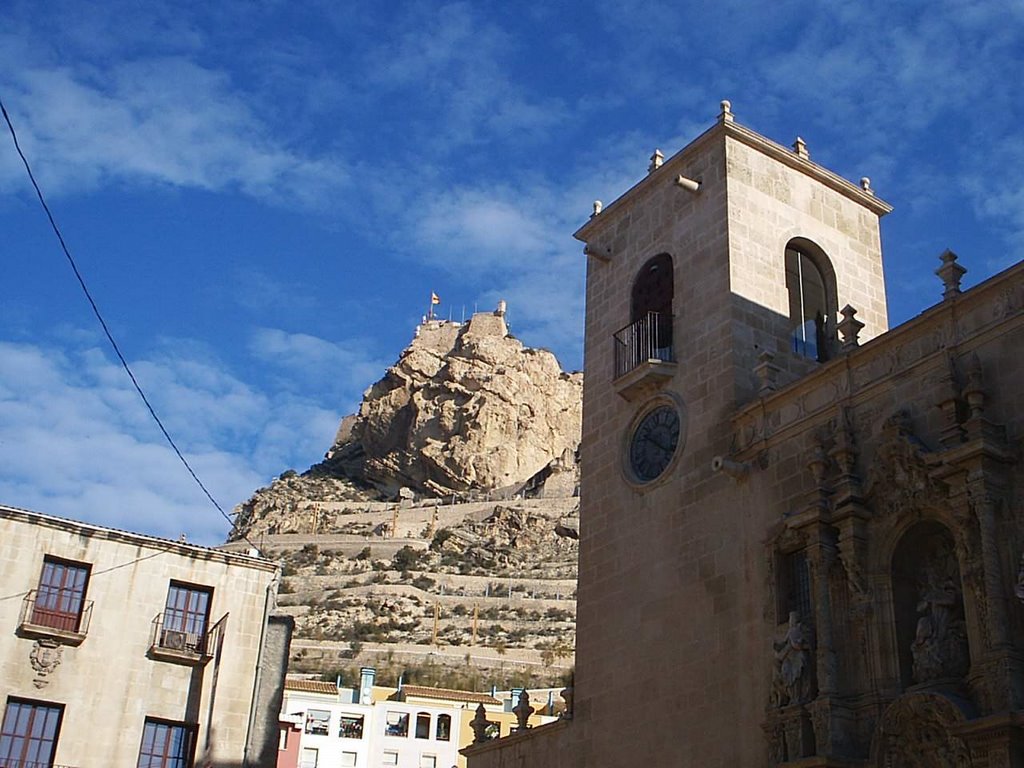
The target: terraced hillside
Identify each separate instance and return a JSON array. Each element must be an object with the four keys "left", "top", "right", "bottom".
[{"left": 227, "top": 307, "right": 582, "bottom": 688}]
